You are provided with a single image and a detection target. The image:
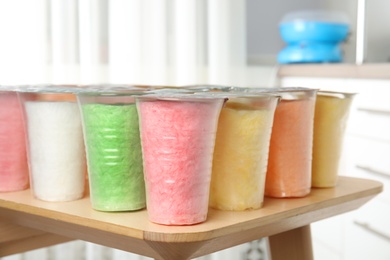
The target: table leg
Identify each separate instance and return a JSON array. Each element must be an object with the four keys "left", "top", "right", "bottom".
[{"left": 268, "top": 225, "right": 314, "bottom": 260}]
